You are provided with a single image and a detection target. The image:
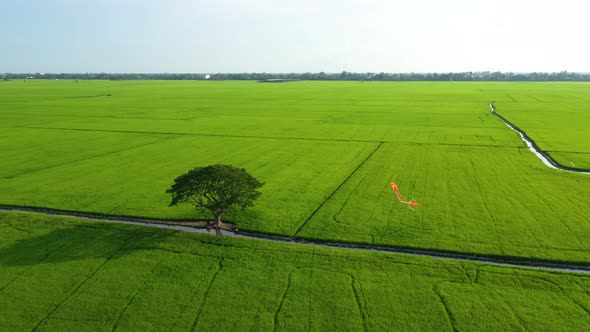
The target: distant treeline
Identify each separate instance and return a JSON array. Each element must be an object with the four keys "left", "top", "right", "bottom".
[{"left": 3, "top": 71, "right": 590, "bottom": 81}]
